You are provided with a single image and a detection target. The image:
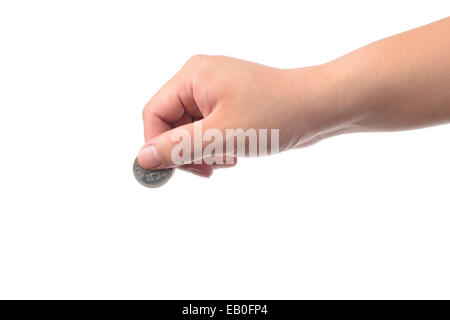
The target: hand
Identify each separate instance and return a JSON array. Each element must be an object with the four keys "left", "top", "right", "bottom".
[{"left": 137, "top": 55, "right": 353, "bottom": 177}]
